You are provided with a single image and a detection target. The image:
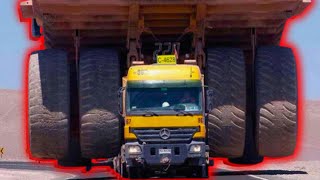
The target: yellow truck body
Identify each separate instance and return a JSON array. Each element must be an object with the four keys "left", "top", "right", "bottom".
[{"left": 122, "top": 64, "right": 206, "bottom": 140}]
